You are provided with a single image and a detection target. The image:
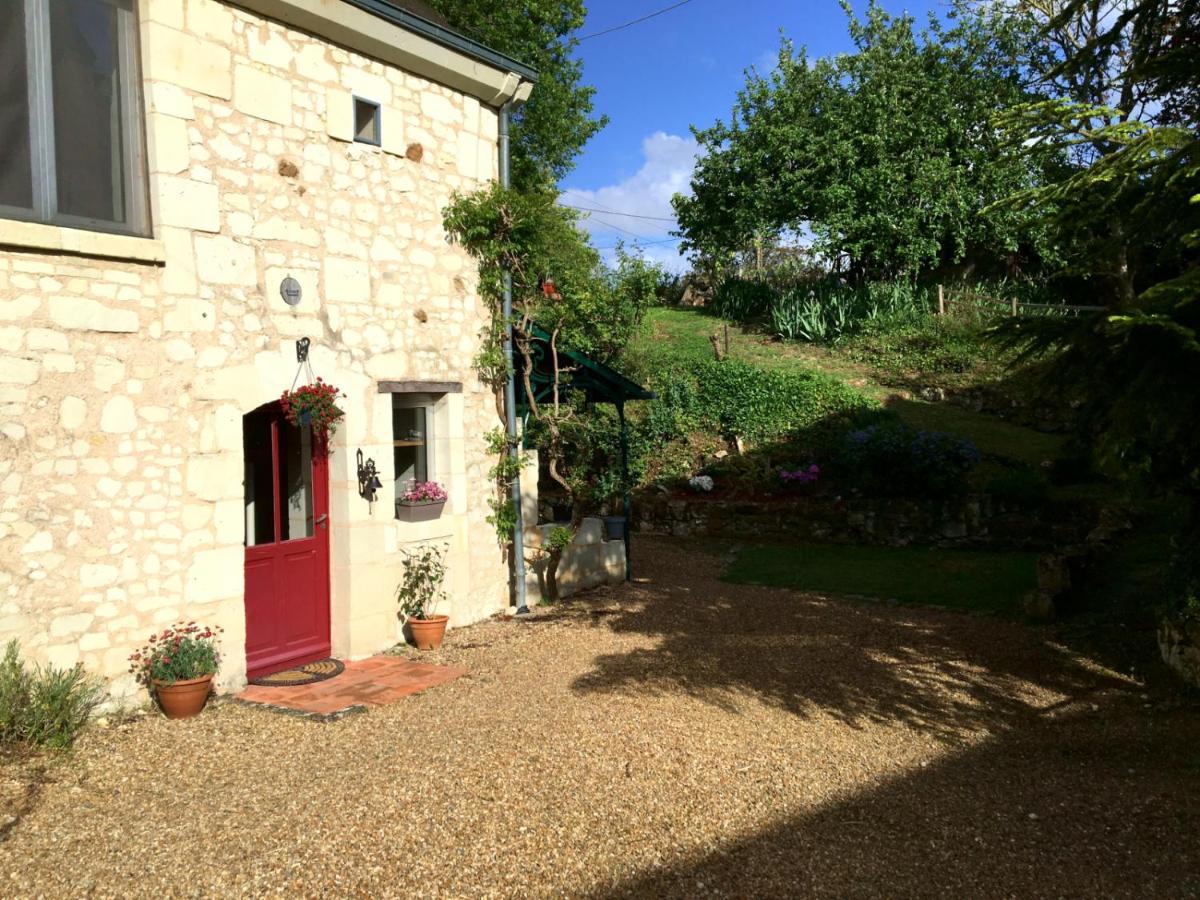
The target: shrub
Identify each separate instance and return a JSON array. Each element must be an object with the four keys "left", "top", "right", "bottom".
[
  {"left": 770, "top": 281, "right": 934, "bottom": 343},
  {"left": 690, "top": 360, "right": 872, "bottom": 444},
  {"left": 709, "top": 277, "right": 777, "bottom": 322},
  {"left": 845, "top": 317, "right": 998, "bottom": 376},
  {"left": 0, "top": 641, "right": 104, "bottom": 751},
  {"left": 831, "top": 420, "right": 981, "bottom": 498},
  {"left": 396, "top": 543, "right": 449, "bottom": 620}
]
